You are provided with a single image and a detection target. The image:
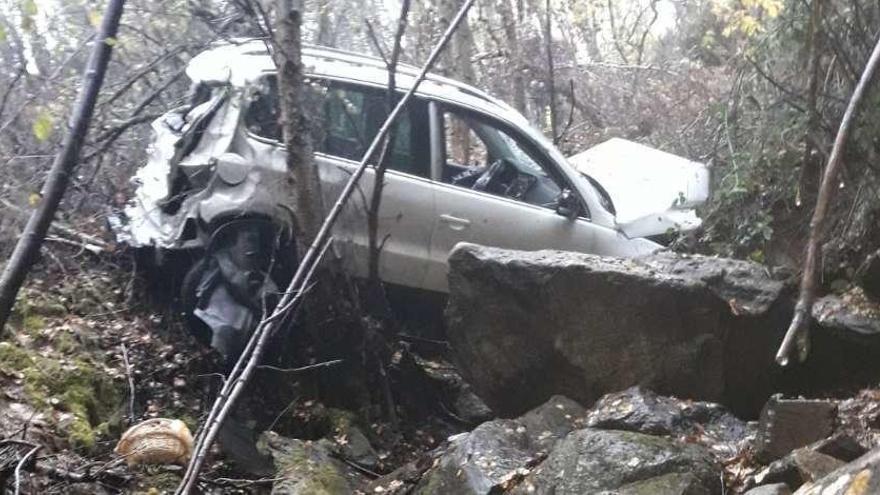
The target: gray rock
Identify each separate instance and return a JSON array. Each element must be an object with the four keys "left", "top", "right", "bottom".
[
  {"left": 595, "top": 472, "right": 707, "bottom": 494},
  {"left": 587, "top": 386, "right": 751, "bottom": 459},
  {"left": 326, "top": 409, "right": 379, "bottom": 470},
  {"left": 745, "top": 483, "right": 792, "bottom": 495},
  {"left": 793, "top": 444, "right": 880, "bottom": 494},
  {"left": 587, "top": 386, "right": 684, "bottom": 435},
  {"left": 755, "top": 448, "right": 845, "bottom": 489},
  {"left": 411, "top": 353, "right": 494, "bottom": 424},
  {"left": 414, "top": 395, "right": 585, "bottom": 495},
  {"left": 755, "top": 396, "right": 838, "bottom": 463},
  {"left": 257, "top": 431, "right": 356, "bottom": 495},
  {"left": 812, "top": 290, "right": 880, "bottom": 341},
  {"left": 511, "top": 429, "right": 720, "bottom": 494},
  {"left": 518, "top": 395, "right": 587, "bottom": 452},
  {"left": 445, "top": 244, "right": 787, "bottom": 416},
  {"left": 811, "top": 433, "right": 868, "bottom": 463}
]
